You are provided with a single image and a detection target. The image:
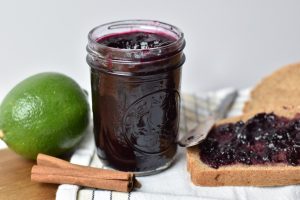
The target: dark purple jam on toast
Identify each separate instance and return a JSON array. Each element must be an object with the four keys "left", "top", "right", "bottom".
[{"left": 199, "top": 113, "right": 300, "bottom": 169}]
